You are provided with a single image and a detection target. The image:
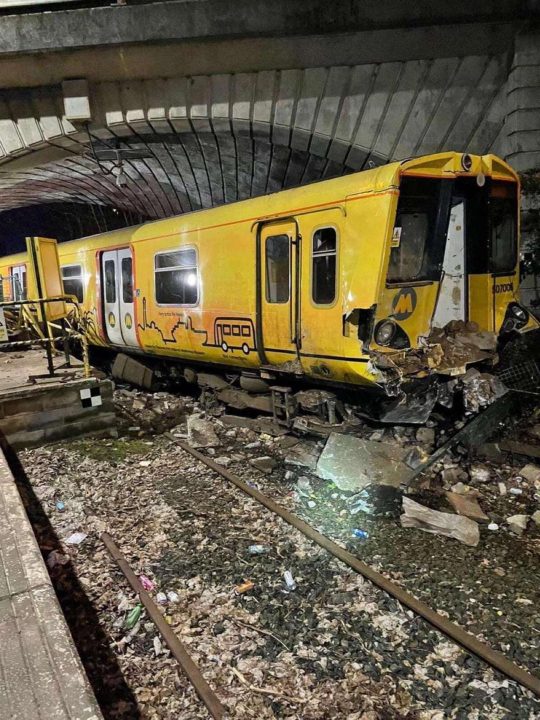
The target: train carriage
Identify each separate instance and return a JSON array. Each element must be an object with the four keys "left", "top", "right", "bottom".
[{"left": 0, "top": 151, "right": 537, "bottom": 410}]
